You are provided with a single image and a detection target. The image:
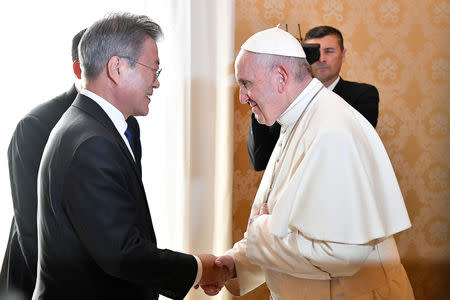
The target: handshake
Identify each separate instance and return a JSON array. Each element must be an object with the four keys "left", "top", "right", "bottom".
[
  {"left": 195, "top": 204, "right": 268, "bottom": 296},
  {"left": 196, "top": 254, "right": 236, "bottom": 296}
]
